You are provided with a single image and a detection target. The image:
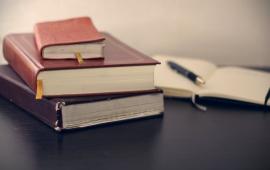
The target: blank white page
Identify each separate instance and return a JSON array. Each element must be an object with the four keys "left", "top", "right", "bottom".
[{"left": 198, "top": 67, "right": 270, "bottom": 105}]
